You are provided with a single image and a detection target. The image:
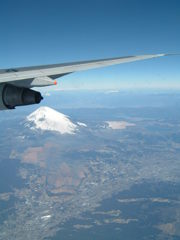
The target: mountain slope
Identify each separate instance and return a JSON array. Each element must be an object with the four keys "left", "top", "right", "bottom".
[{"left": 26, "top": 106, "right": 77, "bottom": 134}]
